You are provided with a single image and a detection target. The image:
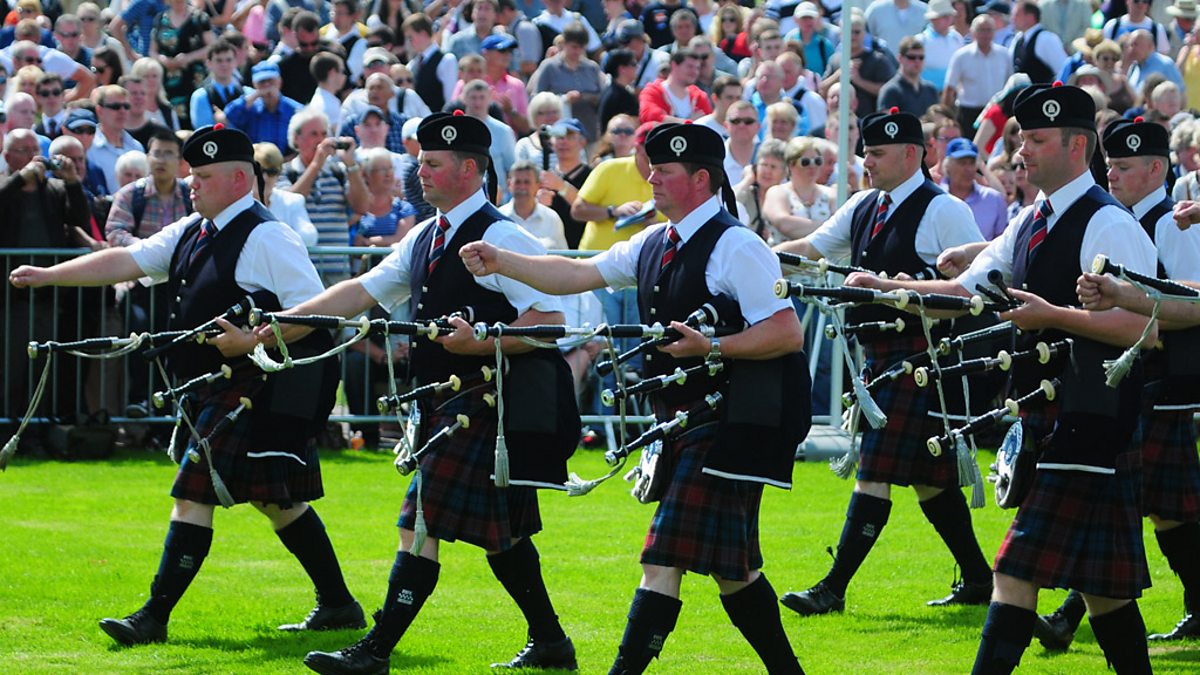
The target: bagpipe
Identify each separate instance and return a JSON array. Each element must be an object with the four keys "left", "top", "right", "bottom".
[
  {"left": 594, "top": 302, "right": 730, "bottom": 377},
  {"left": 606, "top": 393, "right": 723, "bottom": 504},
  {"left": 247, "top": 306, "right": 477, "bottom": 341},
  {"left": 776, "top": 252, "right": 877, "bottom": 278},
  {"left": 912, "top": 340, "right": 1070, "bottom": 388},
  {"left": 601, "top": 360, "right": 725, "bottom": 407},
  {"left": 774, "top": 280, "right": 994, "bottom": 315}
]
